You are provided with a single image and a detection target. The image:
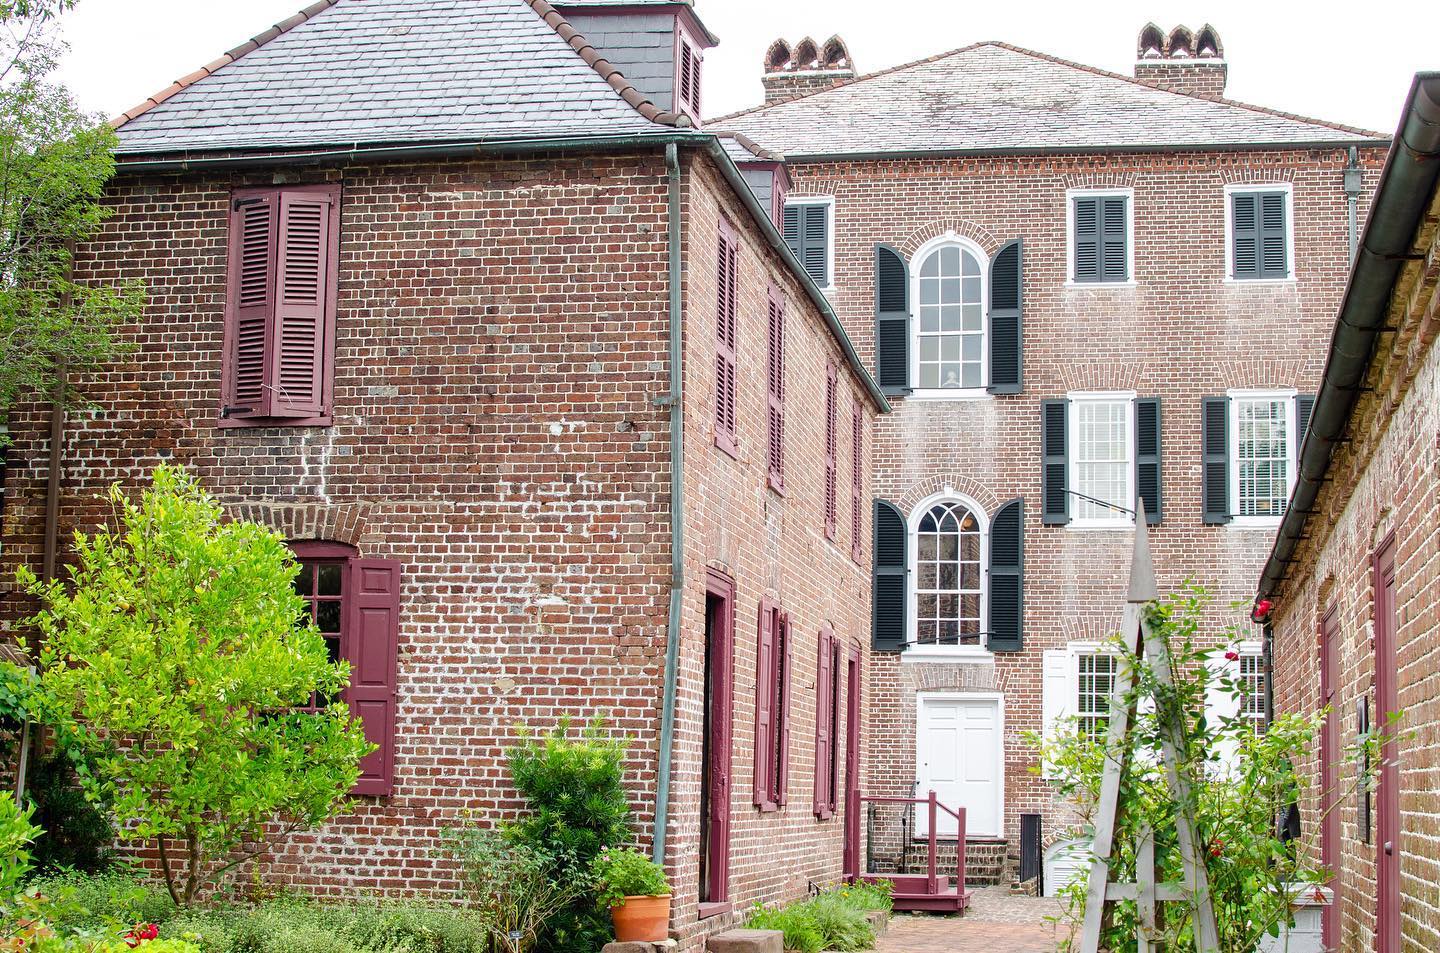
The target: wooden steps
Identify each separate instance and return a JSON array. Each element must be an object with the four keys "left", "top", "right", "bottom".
[{"left": 861, "top": 874, "right": 971, "bottom": 914}]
